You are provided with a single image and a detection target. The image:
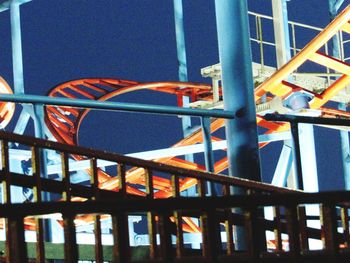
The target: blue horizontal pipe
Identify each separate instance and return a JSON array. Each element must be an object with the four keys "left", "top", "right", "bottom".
[
  {"left": 0, "top": 94, "right": 235, "bottom": 119},
  {"left": 264, "top": 113, "right": 350, "bottom": 126}
]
